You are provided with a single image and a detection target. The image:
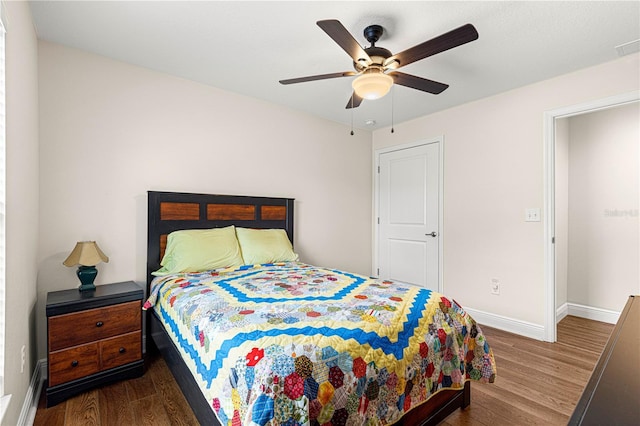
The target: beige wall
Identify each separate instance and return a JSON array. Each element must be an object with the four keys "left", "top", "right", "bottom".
[
  {"left": 373, "top": 53, "right": 640, "bottom": 326},
  {"left": 4, "top": 1, "right": 40, "bottom": 424},
  {"left": 567, "top": 102, "right": 639, "bottom": 311},
  {"left": 36, "top": 41, "right": 373, "bottom": 360}
]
